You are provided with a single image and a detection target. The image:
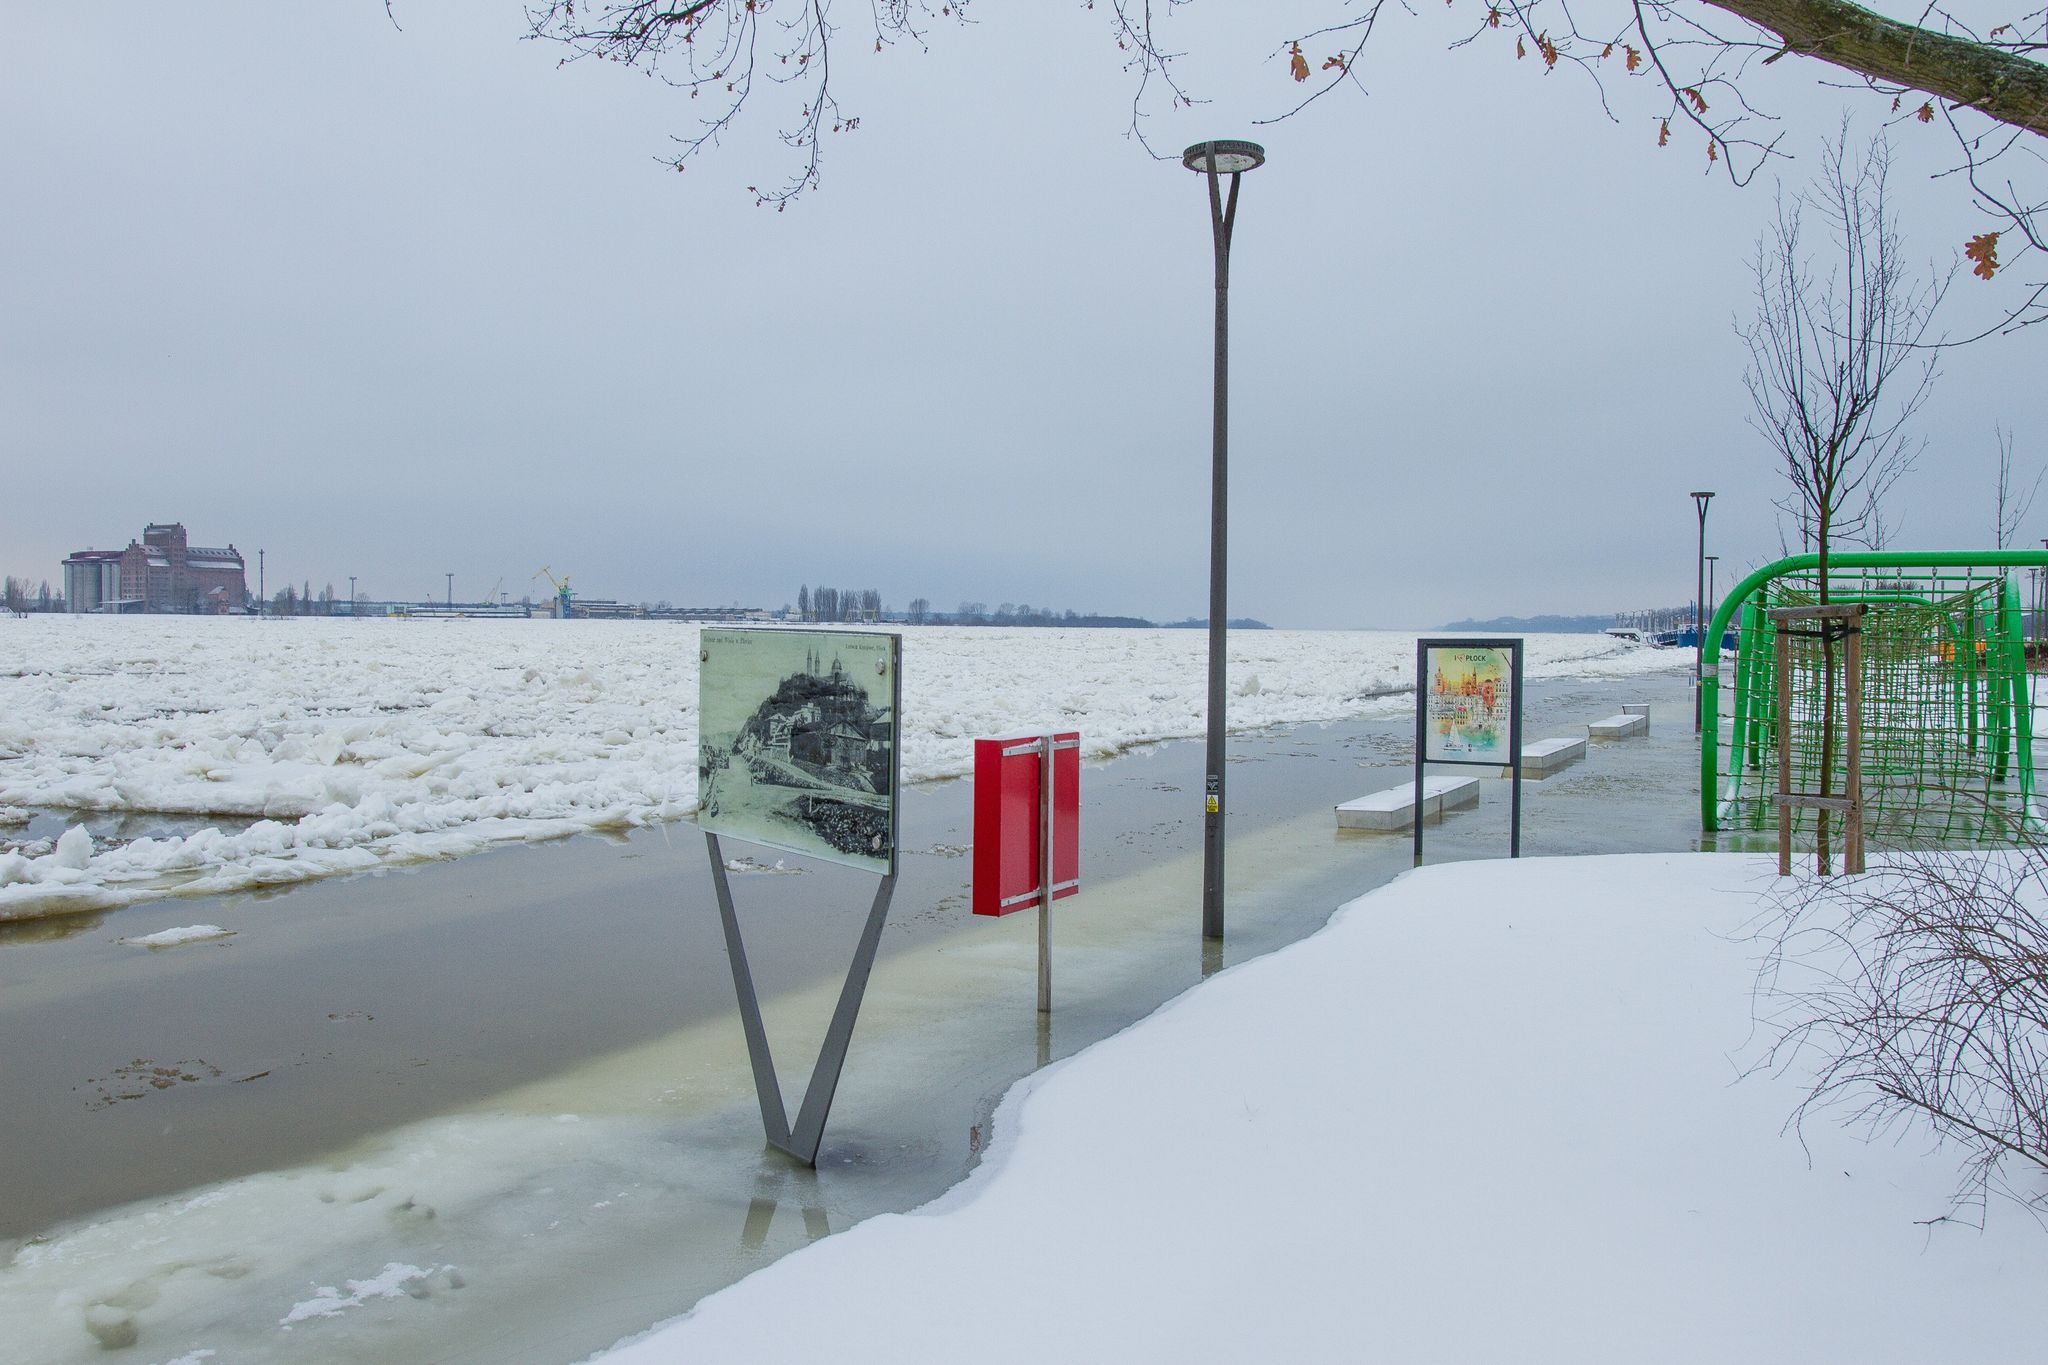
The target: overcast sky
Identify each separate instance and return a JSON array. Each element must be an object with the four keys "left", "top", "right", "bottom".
[{"left": 4, "top": 2, "right": 2042, "bottom": 627}]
